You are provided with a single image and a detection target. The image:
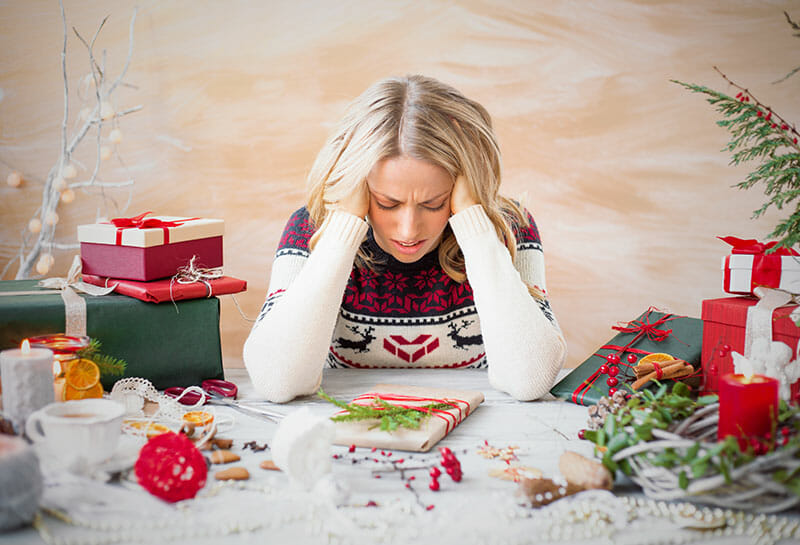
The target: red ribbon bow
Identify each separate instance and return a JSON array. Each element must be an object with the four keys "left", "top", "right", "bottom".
[
  {"left": 571, "top": 308, "right": 679, "bottom": 405},
  {"left": 108, "top": 212, "right": 198, "bottom": 245},
  {"left": 718, "top": 236, "right": 799, "bottom": 256}
]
